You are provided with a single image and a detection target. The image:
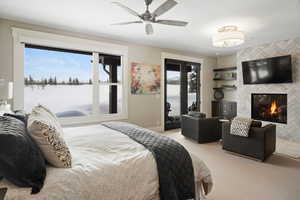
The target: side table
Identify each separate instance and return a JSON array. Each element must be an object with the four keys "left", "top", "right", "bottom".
[{"left": 218, "top": 119, "right": 230, "bottom": 143}]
